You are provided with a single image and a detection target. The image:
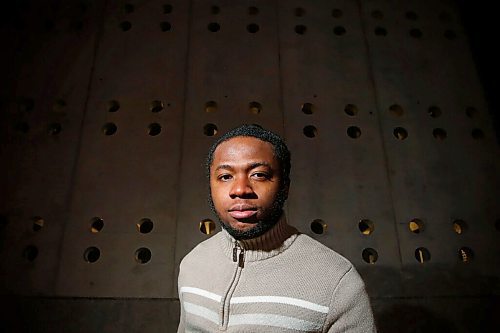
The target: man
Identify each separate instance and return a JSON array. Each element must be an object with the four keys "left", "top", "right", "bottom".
[{"left": 177, "top": 124, "right": 376, "bottom": 332}]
